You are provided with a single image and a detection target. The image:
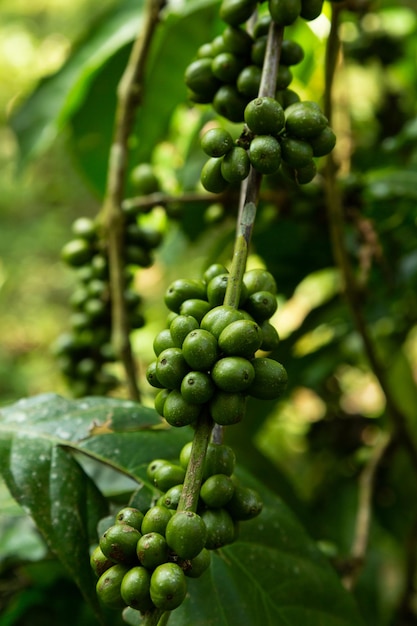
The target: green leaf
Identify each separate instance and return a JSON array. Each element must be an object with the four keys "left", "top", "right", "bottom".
[
  {"left": 12, "top": 0, "right": 221, "bottom": 193},
  {"left": 0, "top": 395, "right": 365, "bottom": 626},
  {"left": 71, "top": 0, "right": 222, "bottom": 193},
  {"left": 11, "top": 0, "right": 144, "bottom": 167},
  {"left": 0, "top": 393, "right": 184, "bottom": 623}
]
